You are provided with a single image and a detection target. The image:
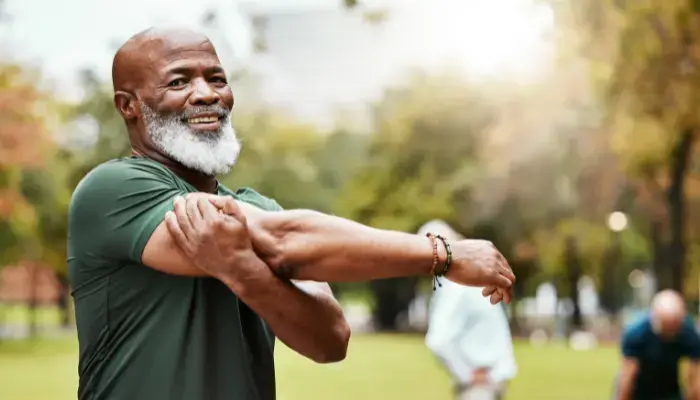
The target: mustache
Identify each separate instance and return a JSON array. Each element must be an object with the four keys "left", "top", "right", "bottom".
[{"left": 176, "top": 105, "right": 230, "bottom": 120}]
